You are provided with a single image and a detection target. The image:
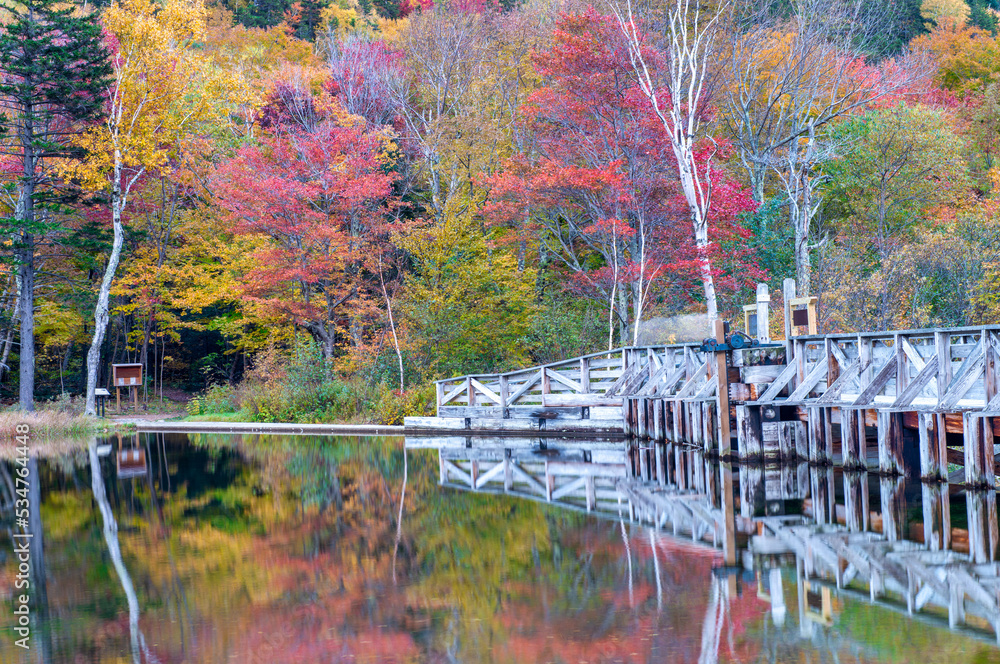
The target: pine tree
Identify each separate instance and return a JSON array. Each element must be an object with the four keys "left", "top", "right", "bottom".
[{"left": 0, "top": 0, "right": 111, "bottom": 411}]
